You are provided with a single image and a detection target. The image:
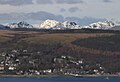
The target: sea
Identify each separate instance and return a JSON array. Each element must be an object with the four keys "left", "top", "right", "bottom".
[{"left": 0, "top": 77, "right": 120, "bottom": 82}]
